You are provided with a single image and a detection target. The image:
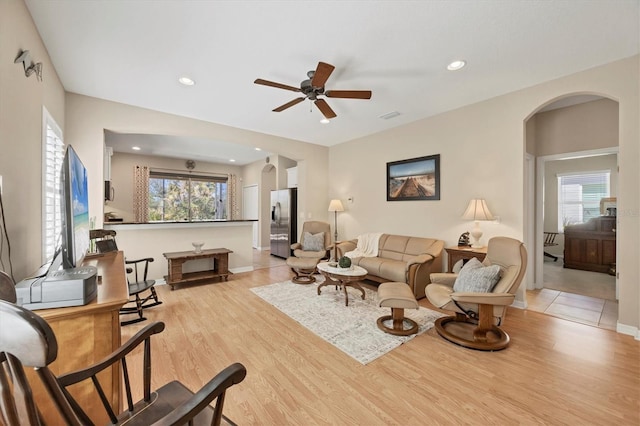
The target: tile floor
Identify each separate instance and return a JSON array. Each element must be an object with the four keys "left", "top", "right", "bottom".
[{"left": 526, "top": 259, "right": 618, "bottom": 330}]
